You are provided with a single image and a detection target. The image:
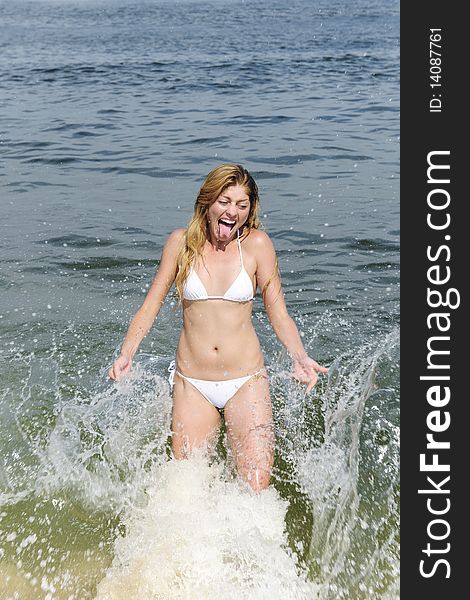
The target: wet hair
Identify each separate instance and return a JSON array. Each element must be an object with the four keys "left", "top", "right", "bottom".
[{"left": 175, "top": 164, "right": 261, "bottom": 299}]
